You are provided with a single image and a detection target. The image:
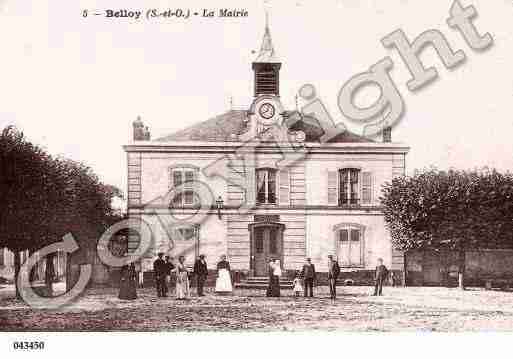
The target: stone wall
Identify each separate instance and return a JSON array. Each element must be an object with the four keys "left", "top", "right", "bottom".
[{"left": 405, "top": 249, "right": 513, "bottom": 287}]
